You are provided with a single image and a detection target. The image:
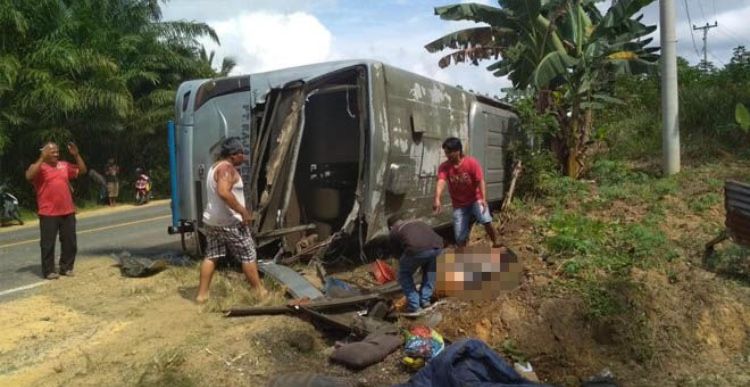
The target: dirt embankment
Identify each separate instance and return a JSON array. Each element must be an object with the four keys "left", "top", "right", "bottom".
[
  {"left": 2, "top": 240, "right": 748, "bottom": 386},
  {"left": 0, "top": 259, "right": 413, "bottom": 387},
  {"left": 2, "top": 172, "right": 750, "bottom": 386}
]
